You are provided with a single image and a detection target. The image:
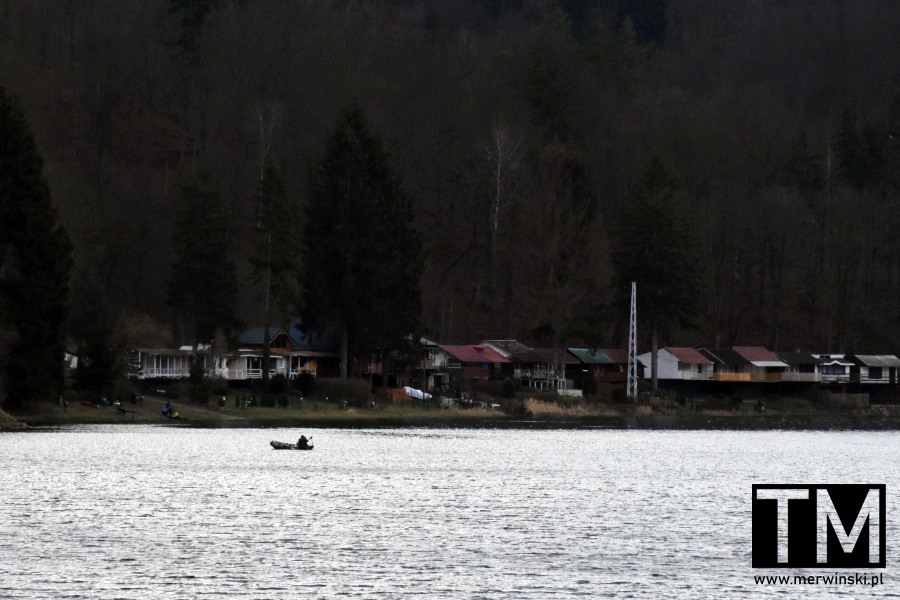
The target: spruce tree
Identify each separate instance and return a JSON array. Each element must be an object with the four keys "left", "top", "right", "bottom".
[
  {"left": 300, "top": 104, "right": 422, "bottom": 378},
  {"left": 251, "top": 161, "right": 301, "bottom": 388},
  {"left": 611, "top": 156, "right": 700, "bottom": 393},
  {"left": 0, "top": 87, "right": 73, "bottom": 408},
  {"left": 167, "top": 180, "right": 238, "bottom": 347}
]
